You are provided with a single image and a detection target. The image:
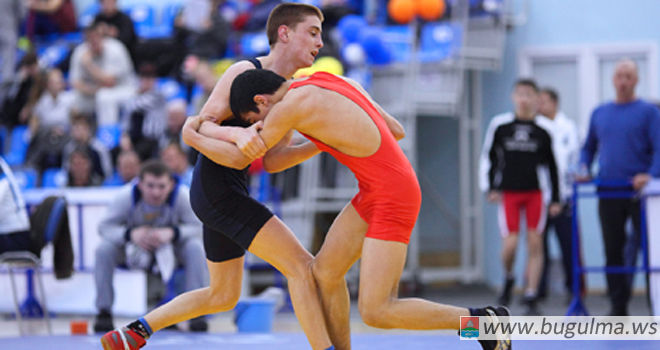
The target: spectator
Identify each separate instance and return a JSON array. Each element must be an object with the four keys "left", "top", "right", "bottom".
[
  {"left": 161, "top": 98, "right": 188, "bottom": 148},
  {"left": 0, "top": 0, "right": 25, "bottom": 90},
  {"left": 31, "top": 68, "right": 74, "bottom": 134},
  {"left": 161, "top": 142, "right": 193, "bottom": 186},
  {"left": 579, "top": 58, "right": 660, "bottom": 316},
  {"left": 103, "top": 149, "right": 141, "bottom": 186},
  {"left": 62, "top": 113, "right": 113, "bottom": 181},
  {"left": 190, "top": 59, "right": 218, "bottom": 114},
  {"left": 93, "top": 0, "right": 138, "bottom": 65},
  {"left": 1, "top": 52, "right": 43, "bottom": 130},
  {"left": 25, "top": 0, "right": 77, "bottom": 39},
  {"left": 69, "top": 21, "right": 136, "bottom": 126},
  {"left": 480, "top": 78, "right": 561, "bottom": 315},
  {"left": 536, "top": 87, "right": 582, "bottom": 302},
  {"left": 93, "top": 160, "right": 207, "bottom": 332},
  {"left": 176, "top": 0, "right": 229, "bottom": 59},
  {"left": 66, "top": 145, "right": 103, "bottom": 187},
  {"left": 122, "top": 63, "right": 166, "bottom": 161}
]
